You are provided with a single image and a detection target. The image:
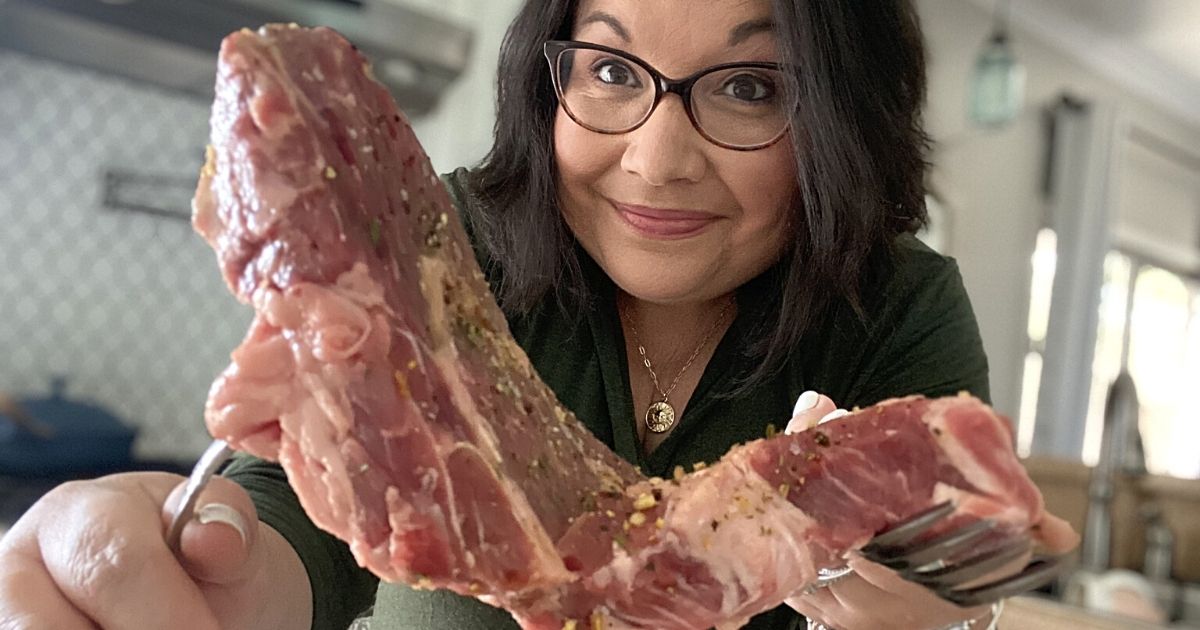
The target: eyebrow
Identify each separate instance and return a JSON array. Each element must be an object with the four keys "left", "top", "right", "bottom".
[
  {"left": 577, "top": 11, "right": 631, "bottom": 42},
  {"left": 729, "top": 17, "right": 775, "bottom": 46}
]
